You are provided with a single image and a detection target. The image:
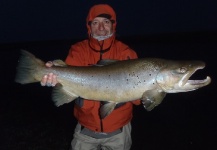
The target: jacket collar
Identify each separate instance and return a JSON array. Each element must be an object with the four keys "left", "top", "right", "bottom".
[{"left": 88, "top": 34, "right": 115, "bottom": 52}]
